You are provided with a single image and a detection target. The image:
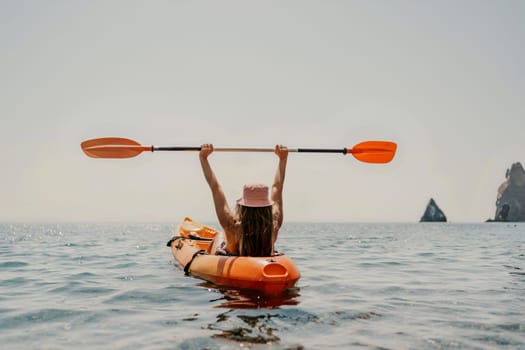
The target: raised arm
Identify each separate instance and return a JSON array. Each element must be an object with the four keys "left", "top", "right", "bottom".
[
  {"left": 199, "top": 144, "right": 235, "bottom": 231},
  {"left": 272, "top": 144, "right": 288, "bottom": 229}
]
